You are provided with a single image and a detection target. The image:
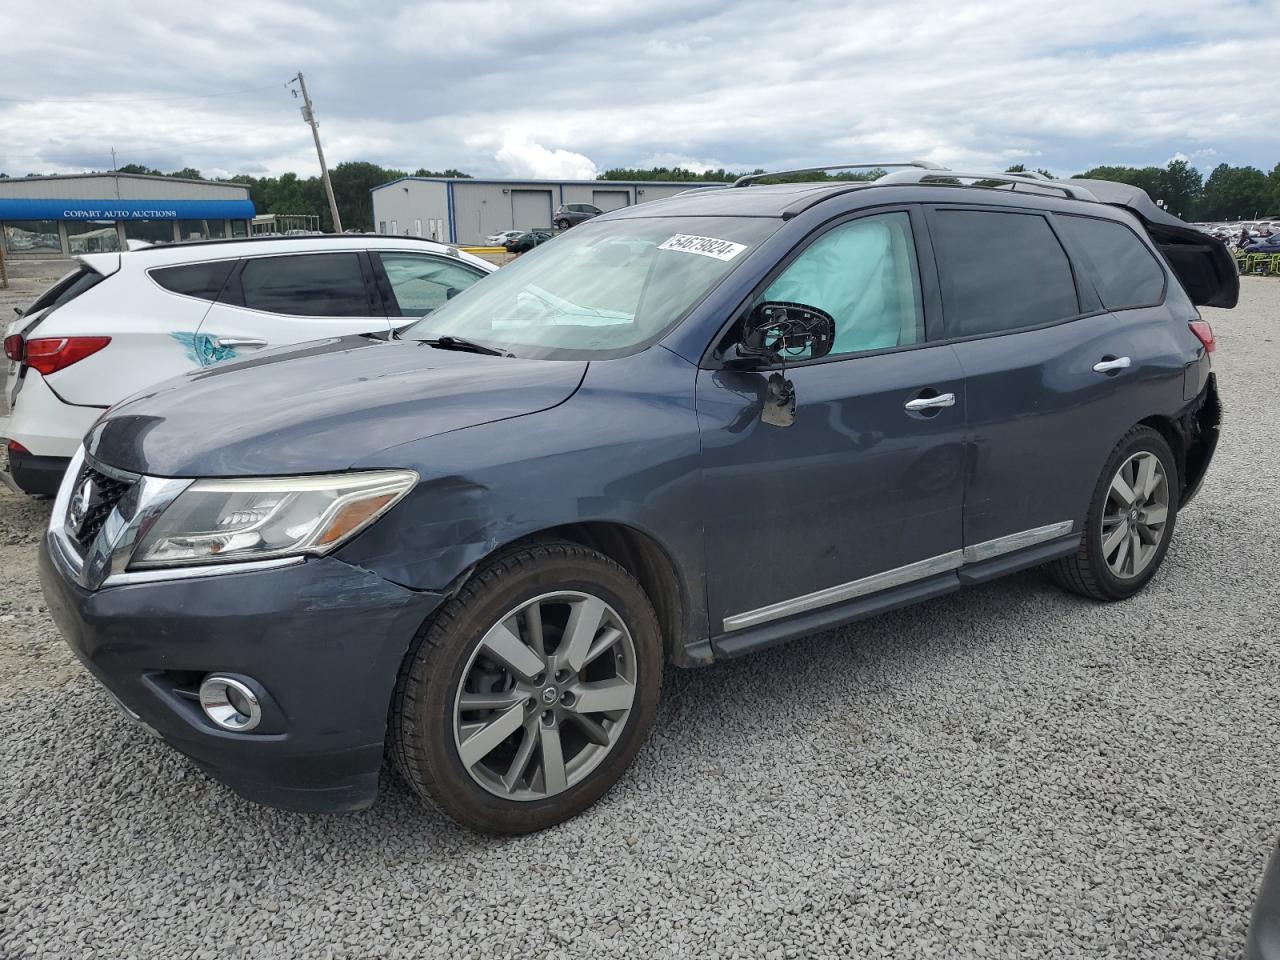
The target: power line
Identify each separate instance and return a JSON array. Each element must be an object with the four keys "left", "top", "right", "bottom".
[{"left": 0, "top": 82, "right": 287, "bottom": 105}]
